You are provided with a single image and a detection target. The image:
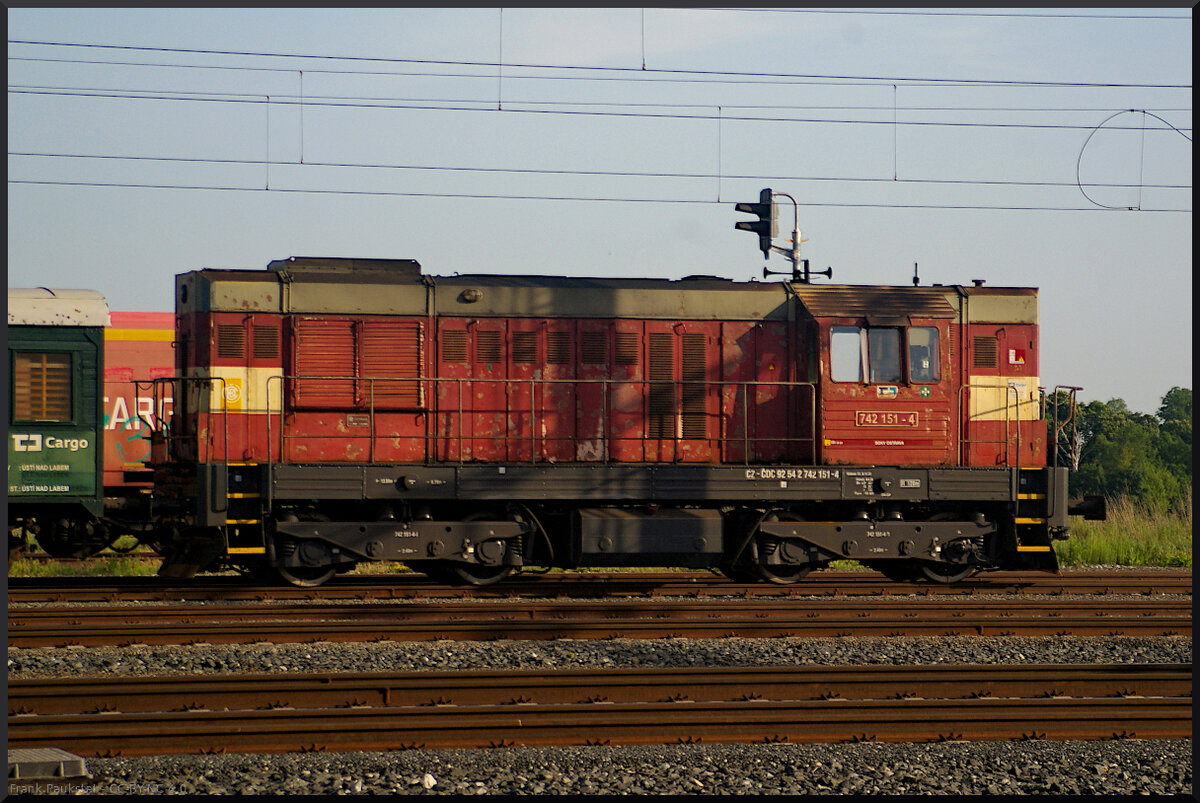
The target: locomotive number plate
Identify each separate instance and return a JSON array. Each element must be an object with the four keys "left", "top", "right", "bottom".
[{"left": 855, "top": 410, "right": 918, "bottom": 427}]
